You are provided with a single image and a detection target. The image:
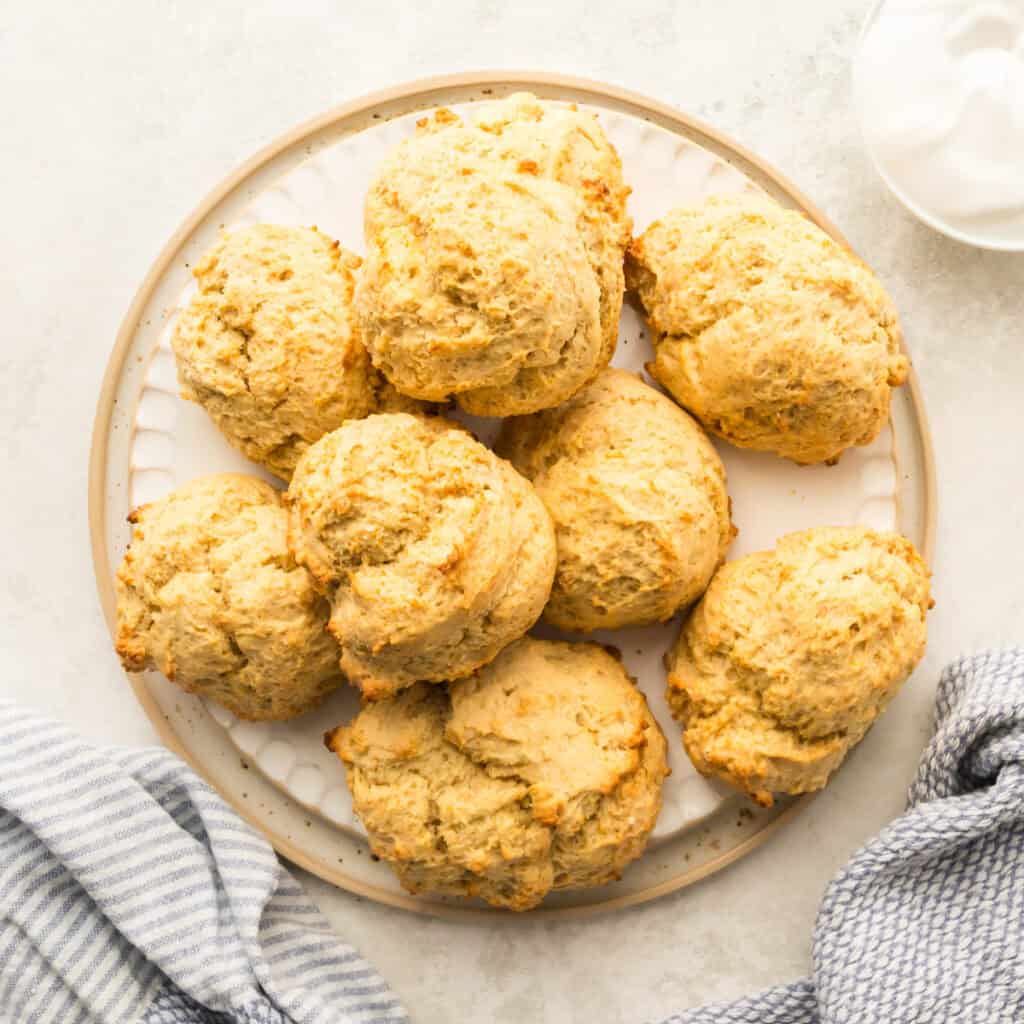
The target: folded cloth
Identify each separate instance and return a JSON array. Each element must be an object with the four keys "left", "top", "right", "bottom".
[
  {"left": 657, "top": 648, "right": 1024, "bottom": 1024},
  {"left": 0, "top": 700, "right": 407, "bottom": 1024}
]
